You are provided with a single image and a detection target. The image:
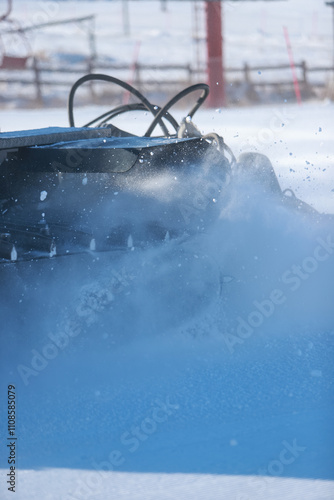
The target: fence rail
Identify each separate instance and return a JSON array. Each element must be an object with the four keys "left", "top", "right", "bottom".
[{"left": 0, "top": 58, "right": 333, "bottom": 106}]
